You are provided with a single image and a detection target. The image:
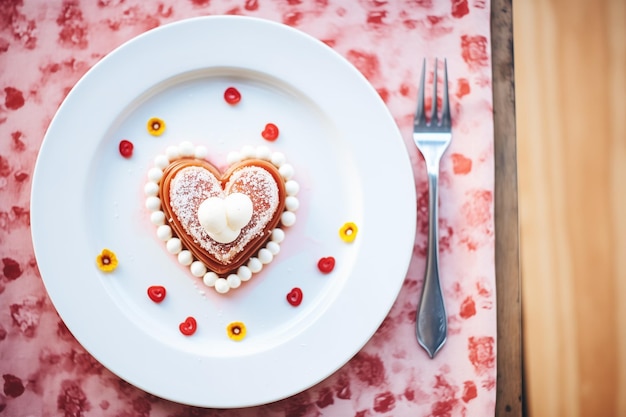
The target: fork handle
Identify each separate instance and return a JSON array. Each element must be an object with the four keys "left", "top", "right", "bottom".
[{"left": 416, "top": 171, "right": 448, "bottom": 358}]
